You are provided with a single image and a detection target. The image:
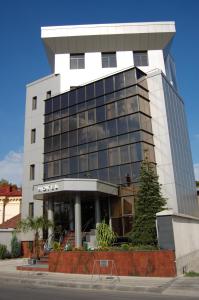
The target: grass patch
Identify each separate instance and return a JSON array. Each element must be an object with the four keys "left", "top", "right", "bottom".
[{"left": 185, "top": 271, "right": 199, "bottom": 277}]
